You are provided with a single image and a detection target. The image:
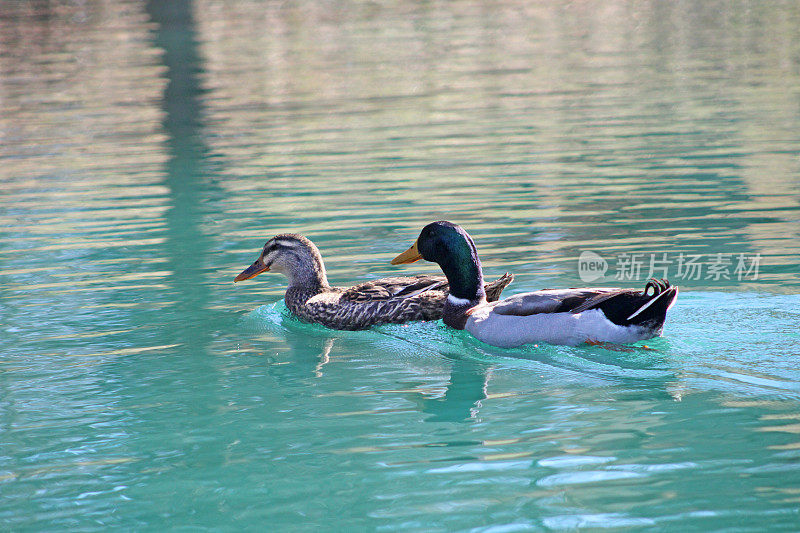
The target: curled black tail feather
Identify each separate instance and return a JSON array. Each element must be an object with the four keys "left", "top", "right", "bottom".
[
  {"left": 583, "top": 279, "right": 677, "bottom": 328},
  {"left": 625, "top": 280, "right": 678, "bottom": 328},
  {"left": 644, "top": 278, "right": 671, "bottom": 296}
]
